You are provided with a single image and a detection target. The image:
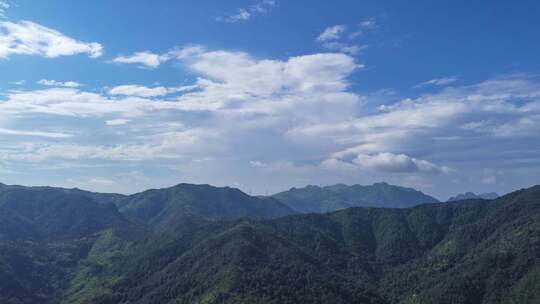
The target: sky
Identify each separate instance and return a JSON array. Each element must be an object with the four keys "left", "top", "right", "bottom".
[{"left": 1, "top": 0, "right": 540, "bottom": 200}]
